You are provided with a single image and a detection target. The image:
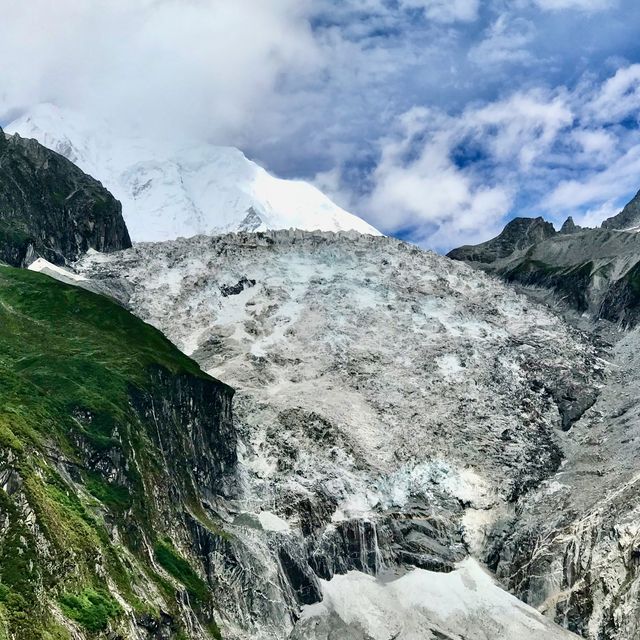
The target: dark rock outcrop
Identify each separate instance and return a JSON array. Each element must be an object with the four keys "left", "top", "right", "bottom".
[
  {"left": 447, "top": 217, "right": 556, "bottom": 264},
  {"left": 559, "top": 216, "right": 581, "bottom": 235},
  {"left": 0, "top": 128, "right": 131, "bottom": 267},
  {"left": 602, "top": 188, "right": 640, "bottom": 230}
]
